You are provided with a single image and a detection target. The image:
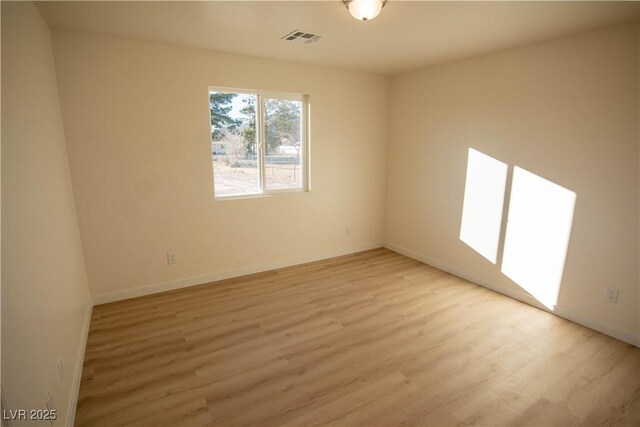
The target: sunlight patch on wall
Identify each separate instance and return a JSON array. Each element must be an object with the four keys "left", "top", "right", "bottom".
[
  {"left": 501, "top": 167, "right": 576, "bottom": 309},
  {"left": 460, "top": 148, "right": 508, "bottom": 264}
]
